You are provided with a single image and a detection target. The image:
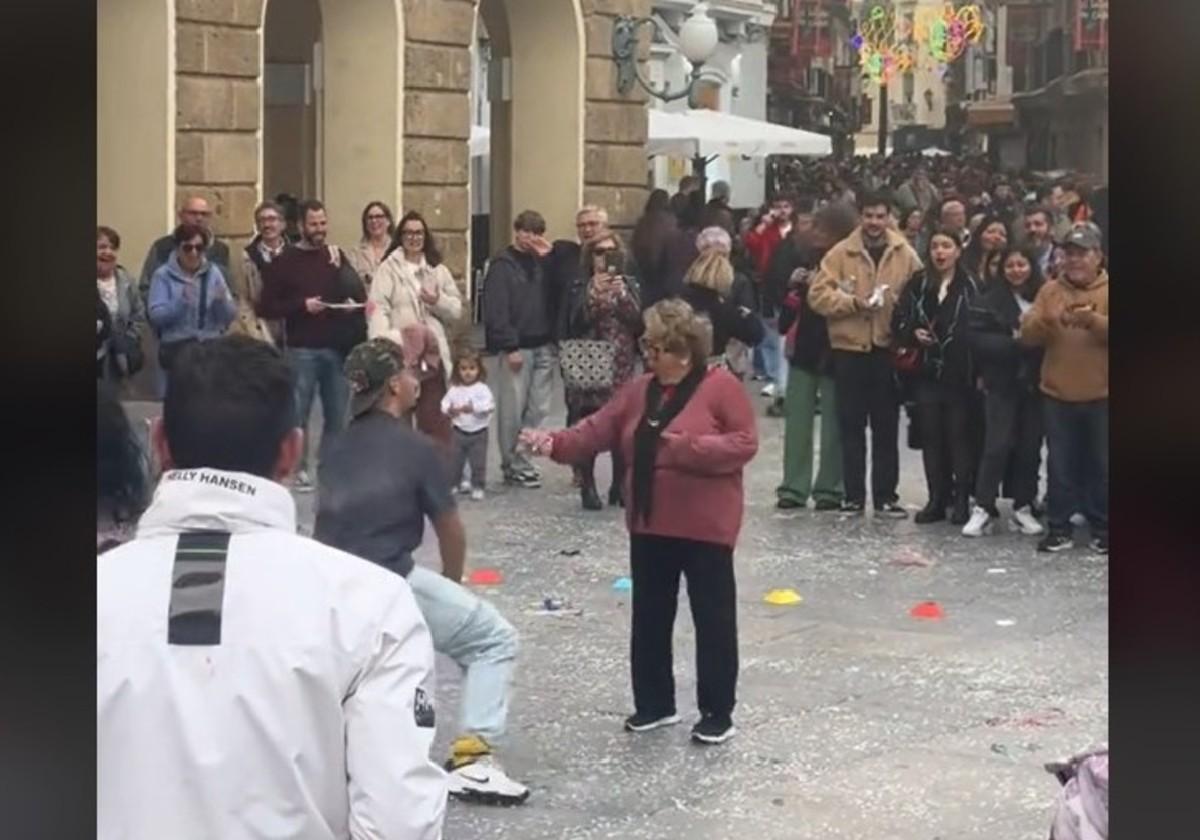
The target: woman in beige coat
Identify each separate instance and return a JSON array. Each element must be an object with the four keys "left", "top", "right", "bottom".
[{"left": 368, "top": 210, "right": 463, "bottom": 448}]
